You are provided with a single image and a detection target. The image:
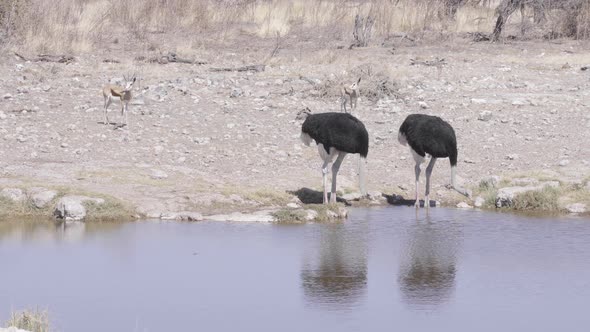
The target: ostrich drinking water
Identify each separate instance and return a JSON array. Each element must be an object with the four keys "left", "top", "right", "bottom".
[
  {"left": 300, "top": 112, "right": 369, "bottom": 204},
  {"left": 398, "top": 114, "right": 470, "bottom": 208}
]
